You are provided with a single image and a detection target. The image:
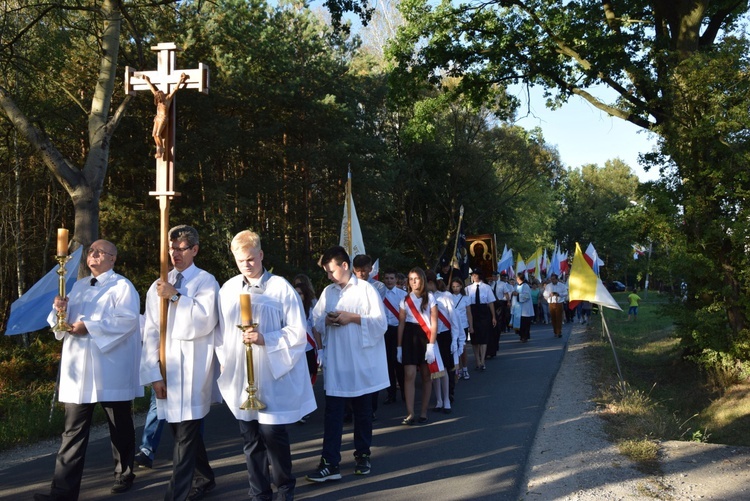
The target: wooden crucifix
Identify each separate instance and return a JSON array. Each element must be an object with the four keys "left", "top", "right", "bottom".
[{"left": 124, "top": 43, "right": 209, "bottom": 382}]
